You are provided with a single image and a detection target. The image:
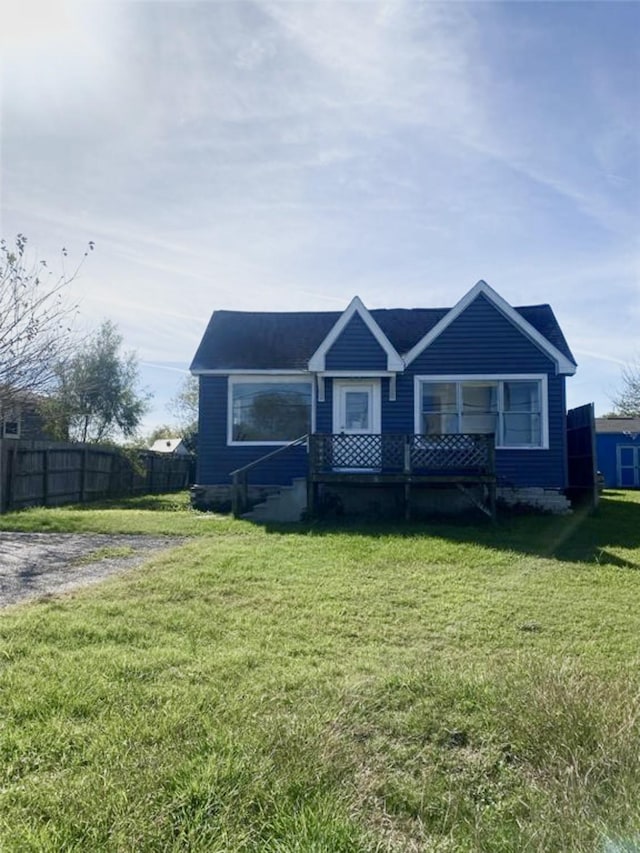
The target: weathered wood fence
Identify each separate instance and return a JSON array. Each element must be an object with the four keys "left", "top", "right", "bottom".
[
  {"left": 566, "top": 403, "right": 599, "bottom": 508},
  {"left": 0, "top": 440, "right": 192, "bottom": 513}
]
